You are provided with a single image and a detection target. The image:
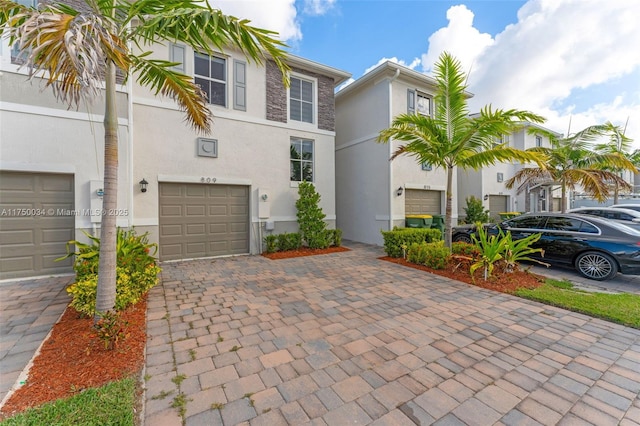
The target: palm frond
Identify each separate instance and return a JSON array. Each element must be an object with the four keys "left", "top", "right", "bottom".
[
  {"left": 128, "top": 2, "right": 290, "bottom": 85},
  {"left": 565, "top": 169, "right": 632, "bottom": 202},
  {"left": 504, "top": 168, "right": 555, "bottom": 193},
  {"left": 6, "top": 4, "right": 129, "bottom": 107},
  {"left": 462, "top": 147, "right": 548, "bottom": 170},
  {"left": 132, "top": 55, "right": 211, "bottom": 133}
]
